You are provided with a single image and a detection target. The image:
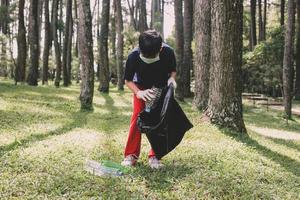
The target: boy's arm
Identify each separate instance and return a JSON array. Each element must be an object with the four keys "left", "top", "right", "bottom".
[{"left": 125, "top": 80, "right": 140, "bottom": 95}]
